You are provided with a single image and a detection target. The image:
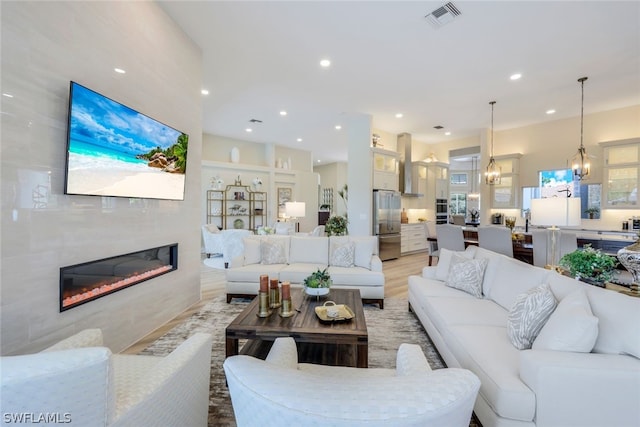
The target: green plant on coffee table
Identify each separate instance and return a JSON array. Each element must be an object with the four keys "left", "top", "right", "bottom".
[
  {"left": 303, "top": 268, "right": 332, "bottom": 289},
  {"left": 325, "top": 215, "right": 348, "bottom": 236},
  {"left": 559, "top": 244, "right": 618, "bottom": 284}
]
